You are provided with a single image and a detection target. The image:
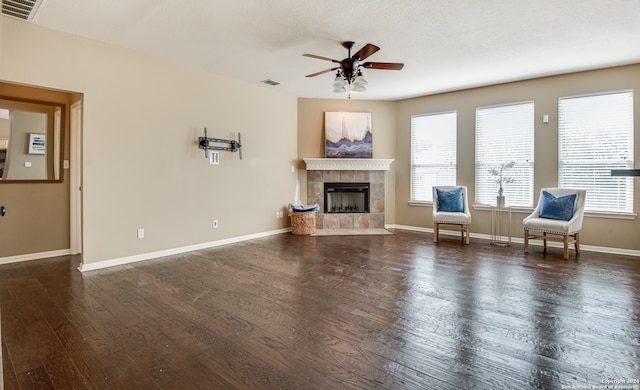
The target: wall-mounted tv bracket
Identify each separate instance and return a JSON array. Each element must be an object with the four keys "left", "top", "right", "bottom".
[{"left": 198, "top": 128, "right": 242, "bottom": 159}]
